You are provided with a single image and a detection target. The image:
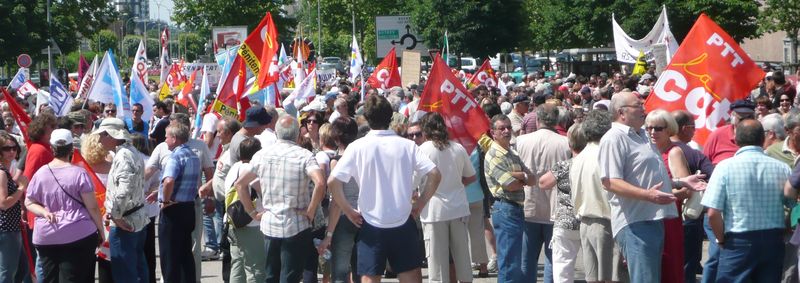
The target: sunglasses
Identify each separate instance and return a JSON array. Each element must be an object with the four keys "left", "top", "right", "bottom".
[
  {"left": 646, "top": 126, "right": 666, "bottom": 132},
  {"left": 305, "top": 119, "right": 319, "bottom": 125},
  {"left": 105, "top": 110, "right": 116, "bottom": 114},
  {"left": 407, "top": 132, "right": 422, "bottom": 138},
  {"left": 1, "top": 145, "right": 17, "bottom": 152},
  {"left": 781, "top": 99, "right": 792, "bottom": 102}
]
